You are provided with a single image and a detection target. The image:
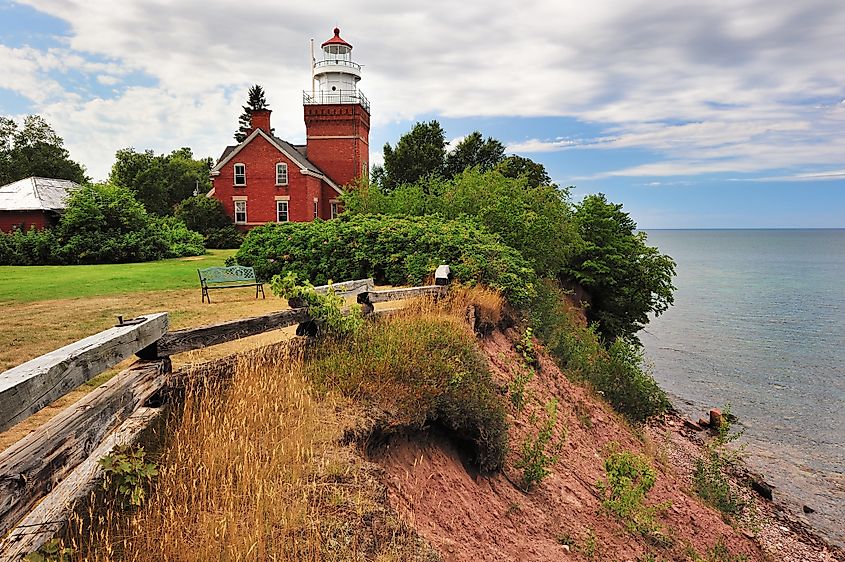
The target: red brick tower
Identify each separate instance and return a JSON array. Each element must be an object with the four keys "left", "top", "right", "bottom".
[{"left": 303, "top": 28, "right": 370, "bottom": 187}]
